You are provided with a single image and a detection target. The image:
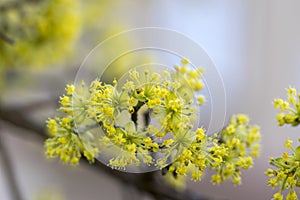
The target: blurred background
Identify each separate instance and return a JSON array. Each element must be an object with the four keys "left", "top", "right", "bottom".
[{"left": 1, "top": 0, "right": 300, "bottom": 199}]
